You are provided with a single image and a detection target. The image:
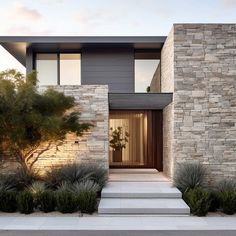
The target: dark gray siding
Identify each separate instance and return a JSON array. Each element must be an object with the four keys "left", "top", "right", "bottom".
[{"left": 81, "top": 48, "right": 134, "bottom": 92}]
